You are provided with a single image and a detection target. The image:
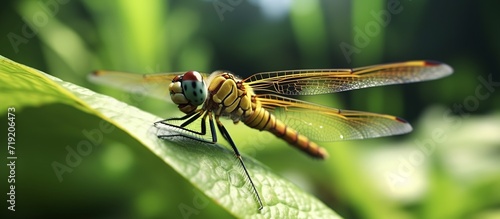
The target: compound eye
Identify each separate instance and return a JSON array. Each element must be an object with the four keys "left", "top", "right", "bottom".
[{"left": 181, "top": 71, "right": 207, "bottom": 106}]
